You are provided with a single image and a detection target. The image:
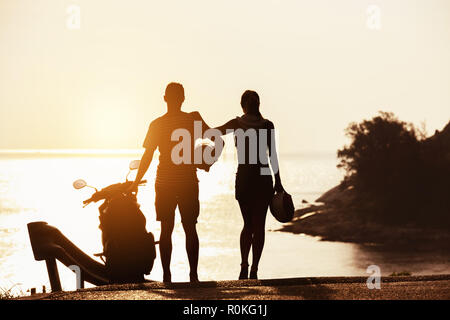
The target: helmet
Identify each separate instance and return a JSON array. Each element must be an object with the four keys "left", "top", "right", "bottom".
[
  {"left": 270, "top": 191, "right": 295, "bottom": 223},
  {"left": 194, "top": 140, "right": 218, "bottom": 172}
]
